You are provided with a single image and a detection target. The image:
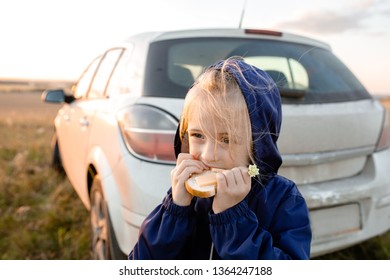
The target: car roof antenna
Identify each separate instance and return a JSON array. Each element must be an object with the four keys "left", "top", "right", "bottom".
[{"left": 238, "top": 0, "right": 247, "bottom": 29}]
